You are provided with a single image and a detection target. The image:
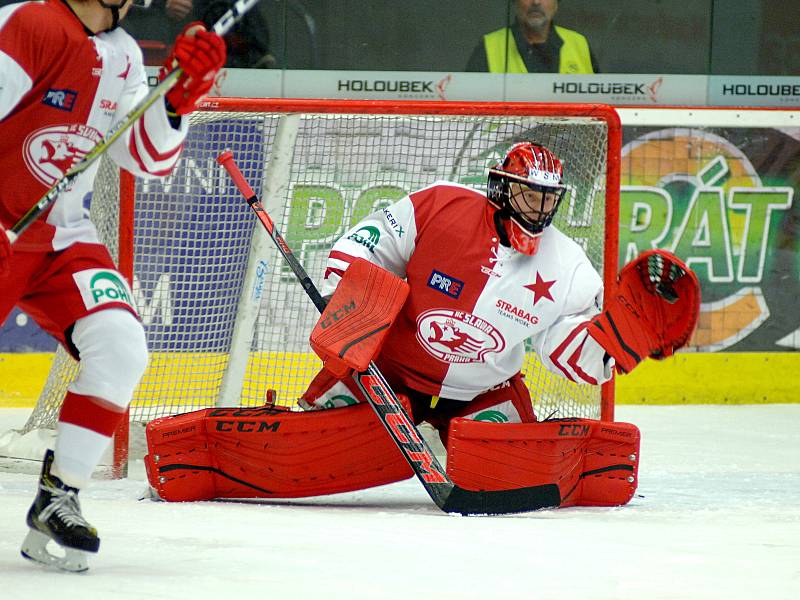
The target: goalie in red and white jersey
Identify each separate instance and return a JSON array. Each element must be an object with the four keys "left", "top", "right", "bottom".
[
  {"left": 283, "top": 140, "right": 697, "bottom": 499},
  {"left": 144, "top": 141, "right": 699, "bottom": 510},
  {"left": 303, "top": 143, "right": 611, "bottom": 429},
  {"left": 304, "top": 139, "right": 698, "bottom": 429},
  {"left": 0, "top": 0, "right": 226, "bottom": 571}
]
